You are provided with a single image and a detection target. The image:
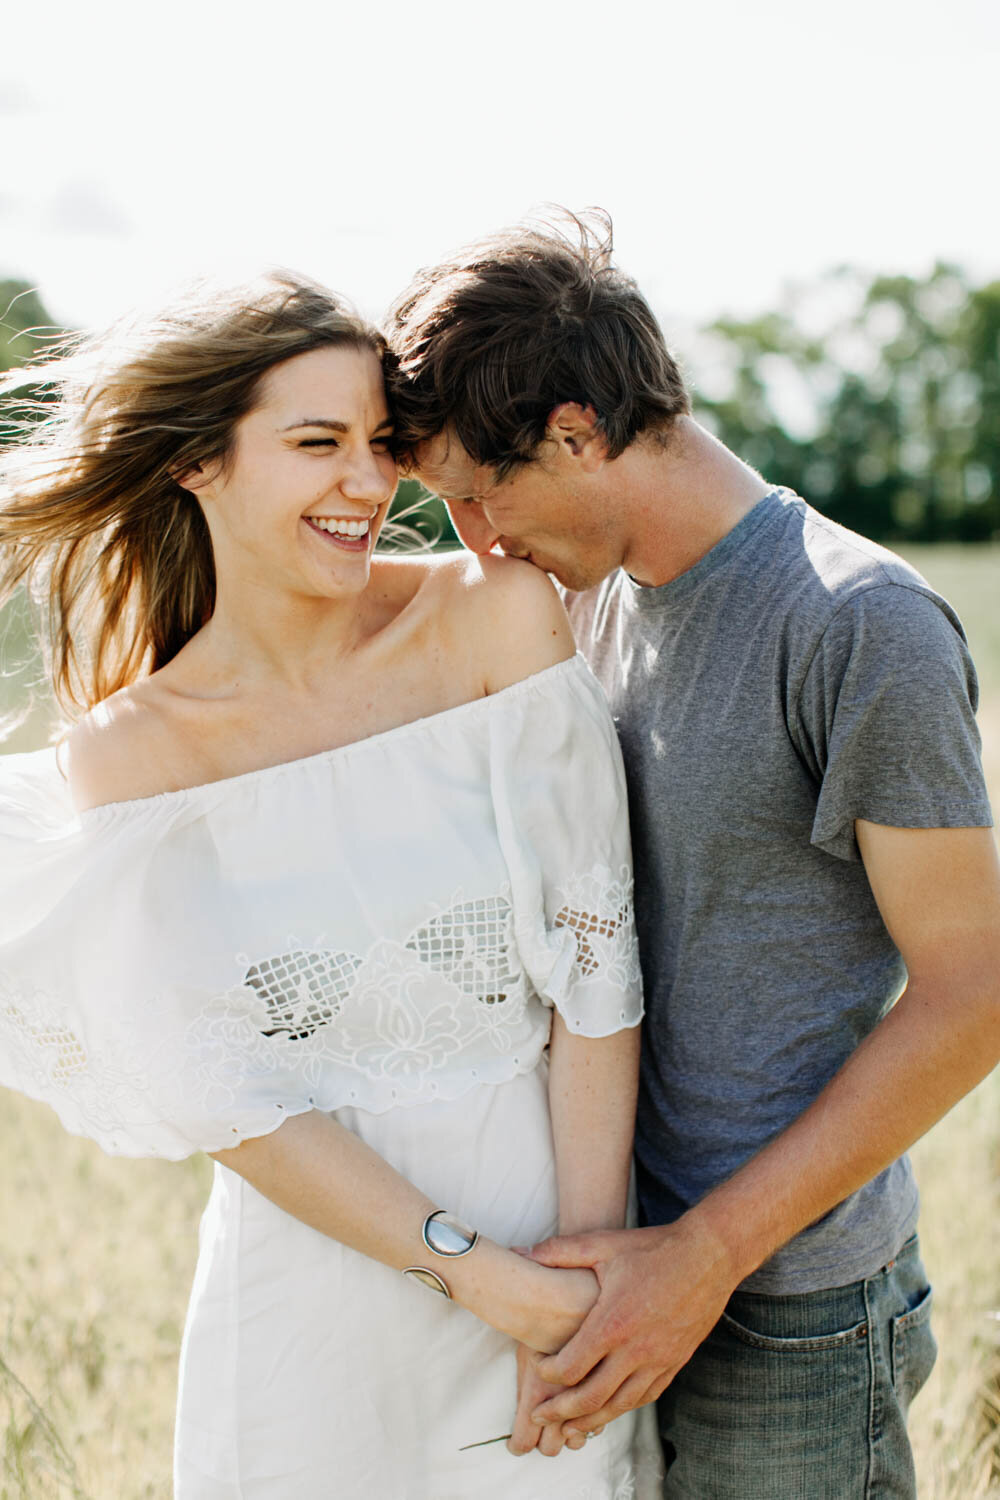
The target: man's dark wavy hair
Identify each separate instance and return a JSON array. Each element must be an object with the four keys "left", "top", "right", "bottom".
[{"left": 384, "top": 208, "right": 690, "bottom": 479}]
